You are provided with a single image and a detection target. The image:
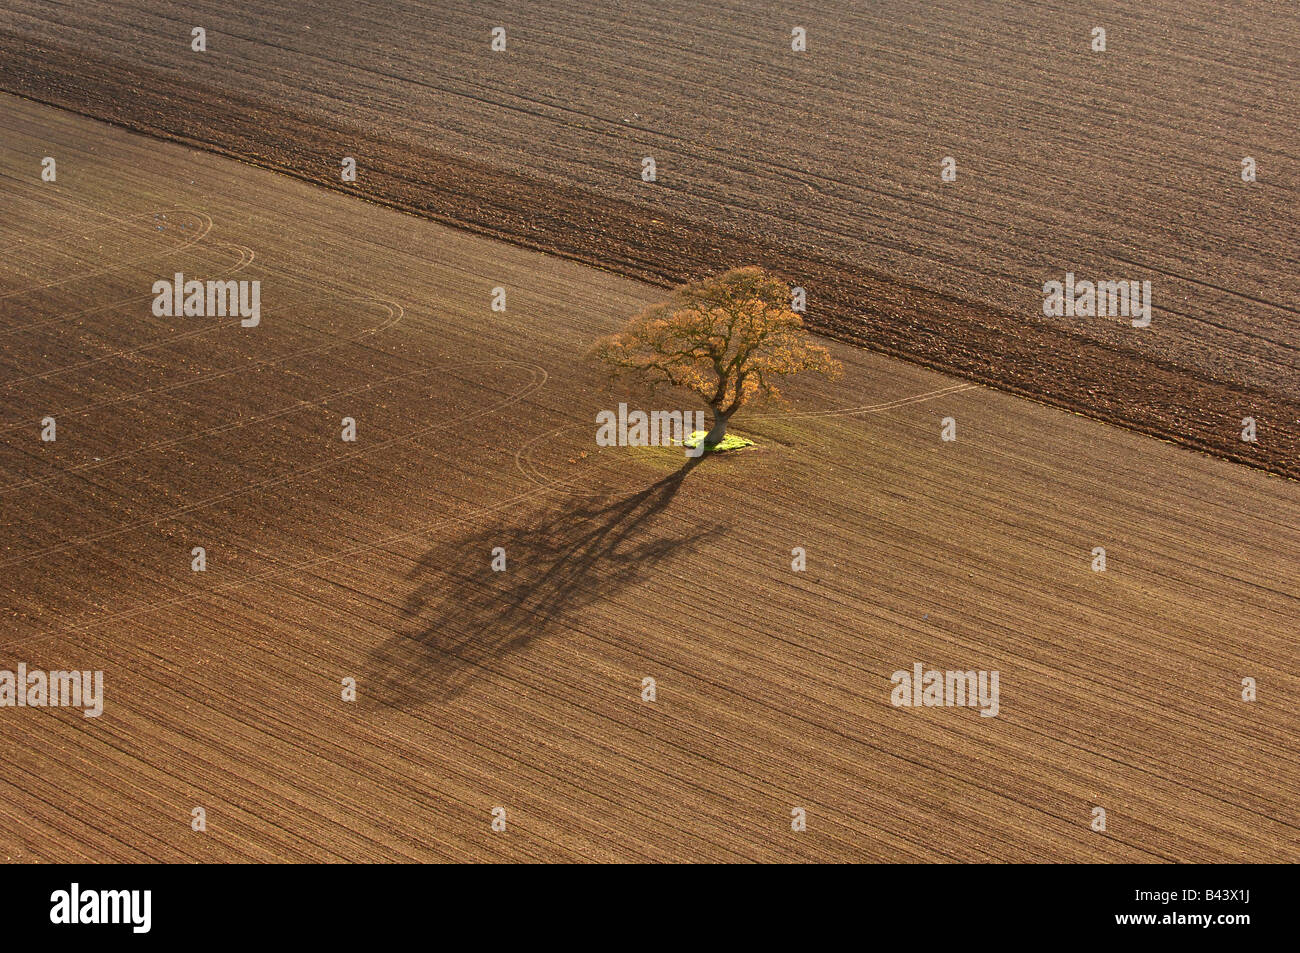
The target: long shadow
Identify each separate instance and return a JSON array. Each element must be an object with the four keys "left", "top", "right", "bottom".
[{"left": 366, "top": 456, "right": 717, "bottom": 709}]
